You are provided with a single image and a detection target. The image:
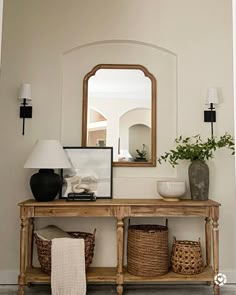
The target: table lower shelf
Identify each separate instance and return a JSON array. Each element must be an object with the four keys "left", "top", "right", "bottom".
[{"left": 24, "top": 266, "right": 214, "bottom": 284}]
